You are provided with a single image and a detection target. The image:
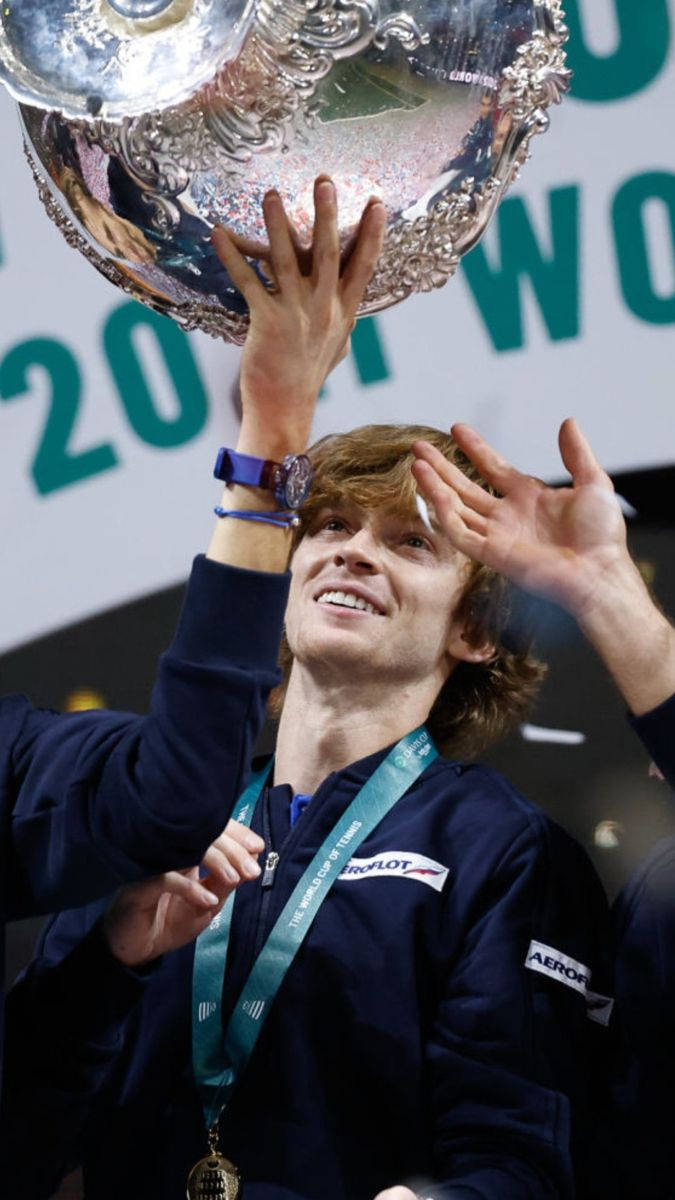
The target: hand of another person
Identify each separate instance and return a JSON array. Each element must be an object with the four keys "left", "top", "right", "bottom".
[
  {"left": 103, "top": 819, "right": 265, "bottom": 967},
  {"left": 212, "top": 177, "right": 386, "bottom": 457},
  {"left": 412, "top": 418, "right": 628, "bottom": 621},
  {"left": 373, "top": 1188, "right": 418, "bottom": 1199}
]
